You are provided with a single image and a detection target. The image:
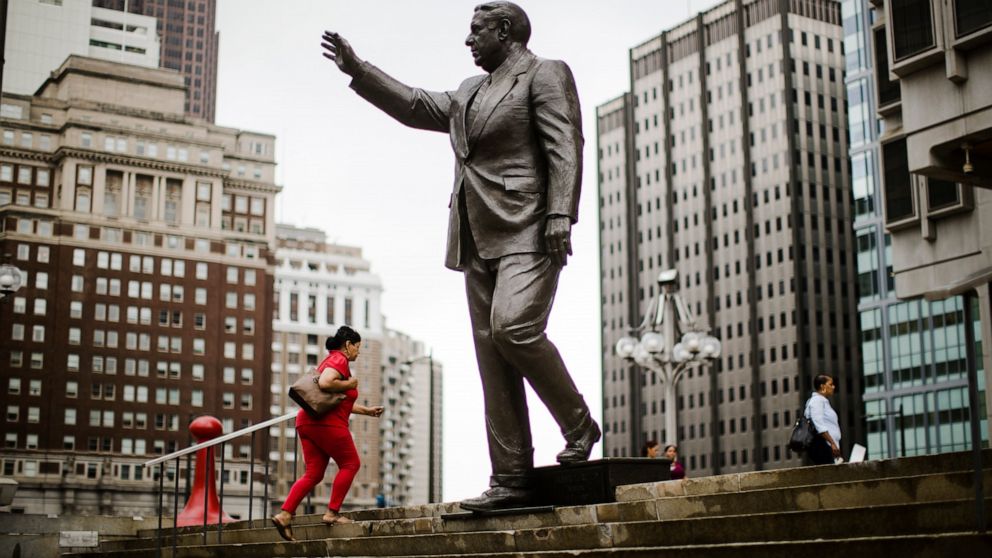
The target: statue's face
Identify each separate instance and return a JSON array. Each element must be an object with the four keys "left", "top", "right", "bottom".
[{"left": 465, "top": 12, "right": 505, "bottom": 72}]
